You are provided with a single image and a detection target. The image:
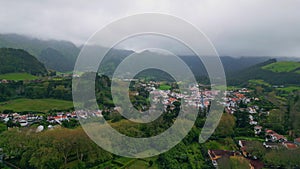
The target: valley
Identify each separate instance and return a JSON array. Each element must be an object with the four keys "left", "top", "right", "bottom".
[{"left": 0, "top": 34, "right": 300, "bottom": 169}]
